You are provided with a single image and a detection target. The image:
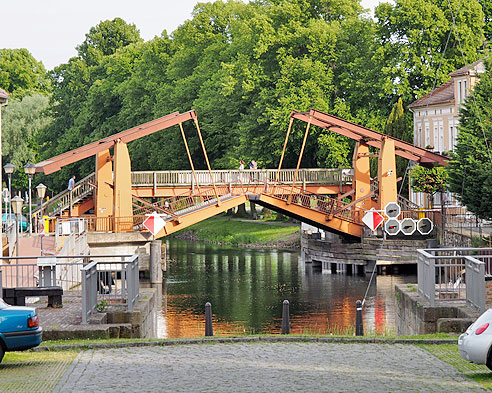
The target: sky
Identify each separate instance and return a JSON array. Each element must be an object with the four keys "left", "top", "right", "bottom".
[{"left": 1, "top": 0, "right": 383, "bottom": 71}]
